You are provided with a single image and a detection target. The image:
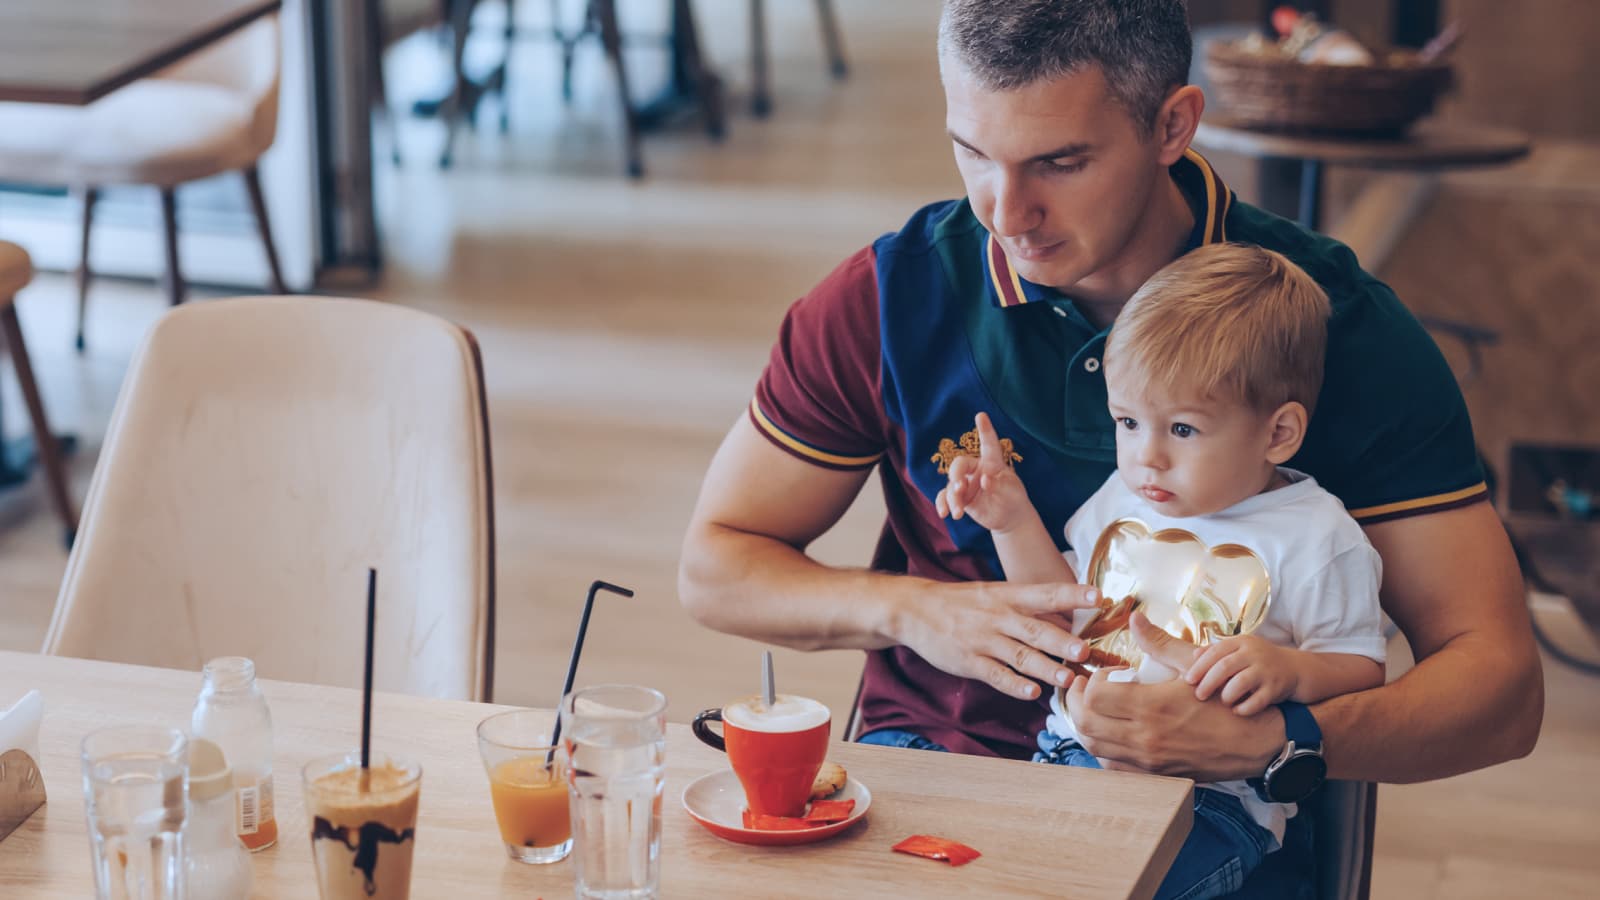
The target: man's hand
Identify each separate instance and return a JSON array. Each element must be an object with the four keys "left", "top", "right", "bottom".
[
  {"left": 935, "top": 412, "right": 1033, "bottom": 534},
  {"left": 1065, "top": 612, "right": 1281, "bottom": 780},
  {"left": 1185, "top": 634, "right": 1298, "bottom": 716},
  {"left": 893, "top": 579, "right": 1102, "bottom": 701}
]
